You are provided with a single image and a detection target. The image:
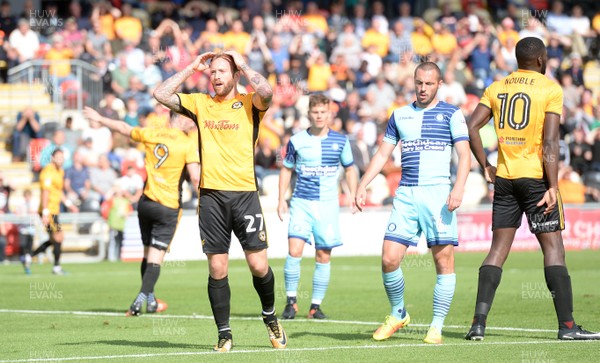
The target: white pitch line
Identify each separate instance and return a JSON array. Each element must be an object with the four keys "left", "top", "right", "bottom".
[
  {"left": 0, "top": 308, "right": 557, "bottom": 333},
  {"left": 1, "top": 339, "right": 598, "bottom": 363}
]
